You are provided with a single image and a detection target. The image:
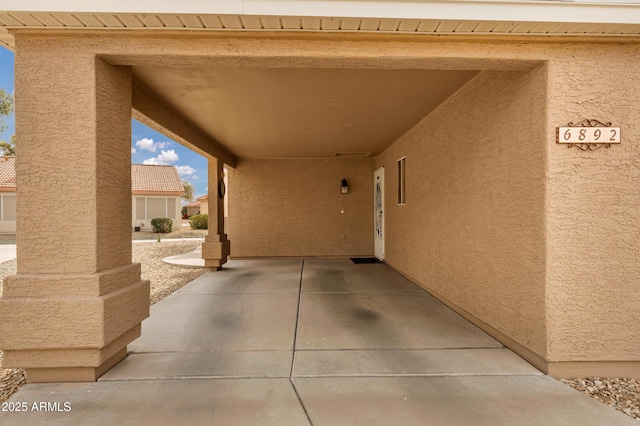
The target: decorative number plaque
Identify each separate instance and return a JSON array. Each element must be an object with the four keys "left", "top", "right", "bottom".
[{"left": 557, "top": 119, "right": 620, "bottom": 151}]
